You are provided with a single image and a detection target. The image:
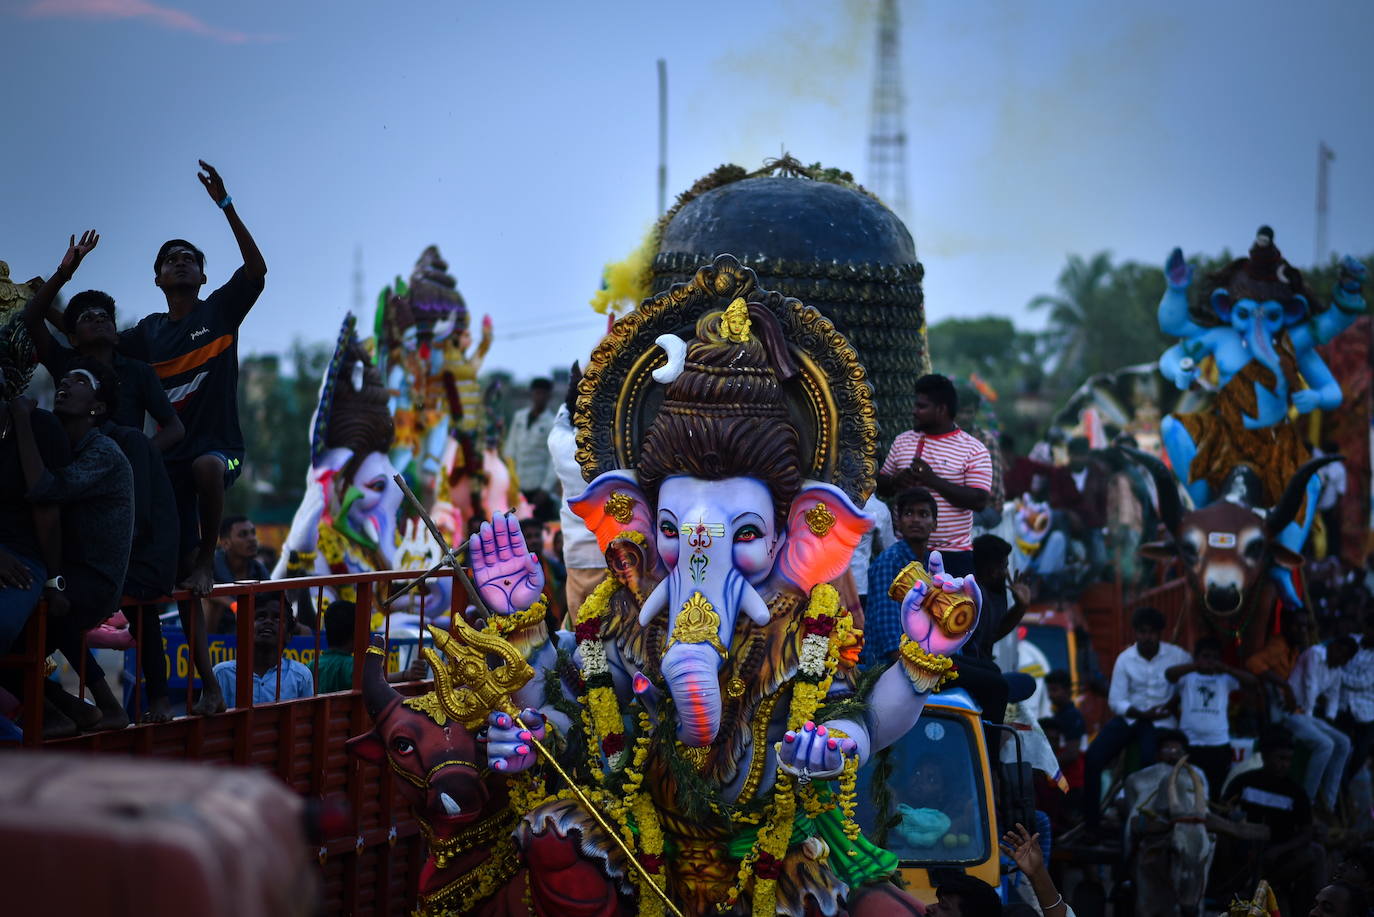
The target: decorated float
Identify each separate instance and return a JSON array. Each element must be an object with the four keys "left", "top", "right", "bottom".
[
  {"left": 1155, "top": 227, "right": 1367, "bottom": 608},
  {"left": 348, "top": 255, "right": 983, "bottom": 915},
  {"left": 275, "top": 247, "right": 524, "bottom": 617}
]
